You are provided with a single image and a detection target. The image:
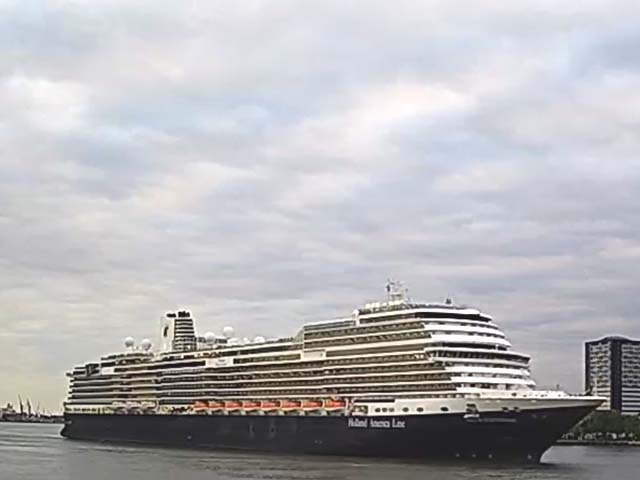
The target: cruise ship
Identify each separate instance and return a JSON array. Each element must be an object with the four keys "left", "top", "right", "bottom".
[{"left": 61, "top": 282, "right": 602, "bottom": 462}]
